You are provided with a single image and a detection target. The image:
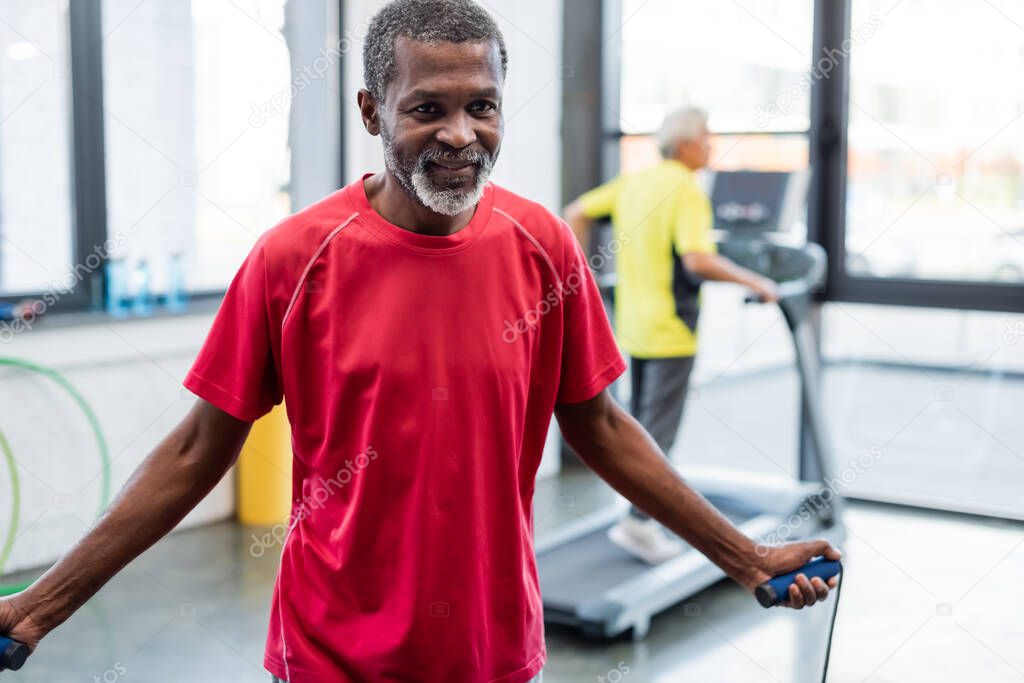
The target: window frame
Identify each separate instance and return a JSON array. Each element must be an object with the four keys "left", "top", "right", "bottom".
[
  {"left": 0, "top": 0, "right": 348, "bottom": 313},
  {"left": 598, "top": 0, "right": 1024, "bottom": 313},
  {"left": 811, "top": 0, "right": 1024, "bottom": 313},
  {"left": 0, "top": 0, "right": 103, "bottom": 311}
]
